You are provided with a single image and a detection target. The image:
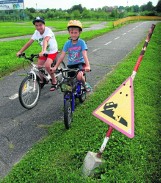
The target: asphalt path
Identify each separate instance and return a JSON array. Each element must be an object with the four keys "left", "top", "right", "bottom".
[{"left": 0, "top": 21, "right": 158, "bottom": 177}]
